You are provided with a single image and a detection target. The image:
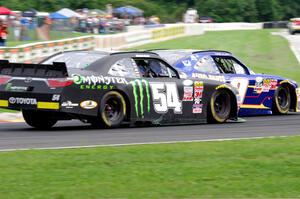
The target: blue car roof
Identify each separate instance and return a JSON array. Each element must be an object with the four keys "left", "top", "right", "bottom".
[{"left": 153, "top": 49, "right": 232, "bottom": 65}]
